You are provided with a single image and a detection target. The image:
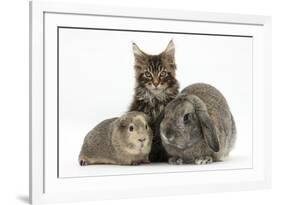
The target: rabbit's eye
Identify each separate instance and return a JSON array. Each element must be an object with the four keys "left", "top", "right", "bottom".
[
  {"left": 129, "top": 125, "right": 134, "bottom": 132},
  {"left": 183, "top": 114, "right": 190, "bottom": 124}
]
